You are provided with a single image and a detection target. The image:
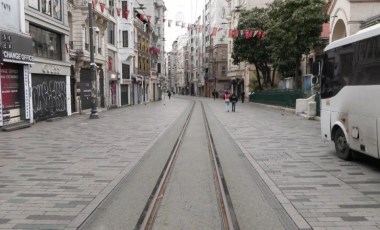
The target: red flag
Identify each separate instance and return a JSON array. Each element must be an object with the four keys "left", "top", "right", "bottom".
[
  {"left": 147, "top": 15, "right": 152, "bottom": 23},
  {"left": 232, "top": 29, "right": 239, "bottom": 38},
  {"left": 99, "top": 3, "right": 105, "bottom": 13},
  {"left": 212, "top": 27, "right": 222, "bottom": 36},
  {"left": 139, "top": 14, "right": 144, "bottom": 21},
  {"left": 211, "top": 27, "right": 218, "bottom": 36},
  {"left": 244, "top": 30, "right": 254, "bottom": 39},
  {"left": 258, "top": 31, "right": 265, "bottom": 39},
  {"left": 116, "top": 8, "right": 121, "bottom": 16},
  {"left": 228, "top": 29, "right": 233, "bottom": 38},
  {"left": 123, "top": 9, "right": 129, "bottom": 19}
]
